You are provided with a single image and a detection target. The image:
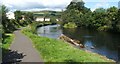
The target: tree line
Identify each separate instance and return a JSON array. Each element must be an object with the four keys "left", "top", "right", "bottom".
[
  {"left": 1, "top": 5, "right": 34, "bottom": 33},
  {"left": 62, "top": 0, "right": 120, "bottom": 32},
  {"left": 0, "top": 5, "right": 34, "bottom": 41}
]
